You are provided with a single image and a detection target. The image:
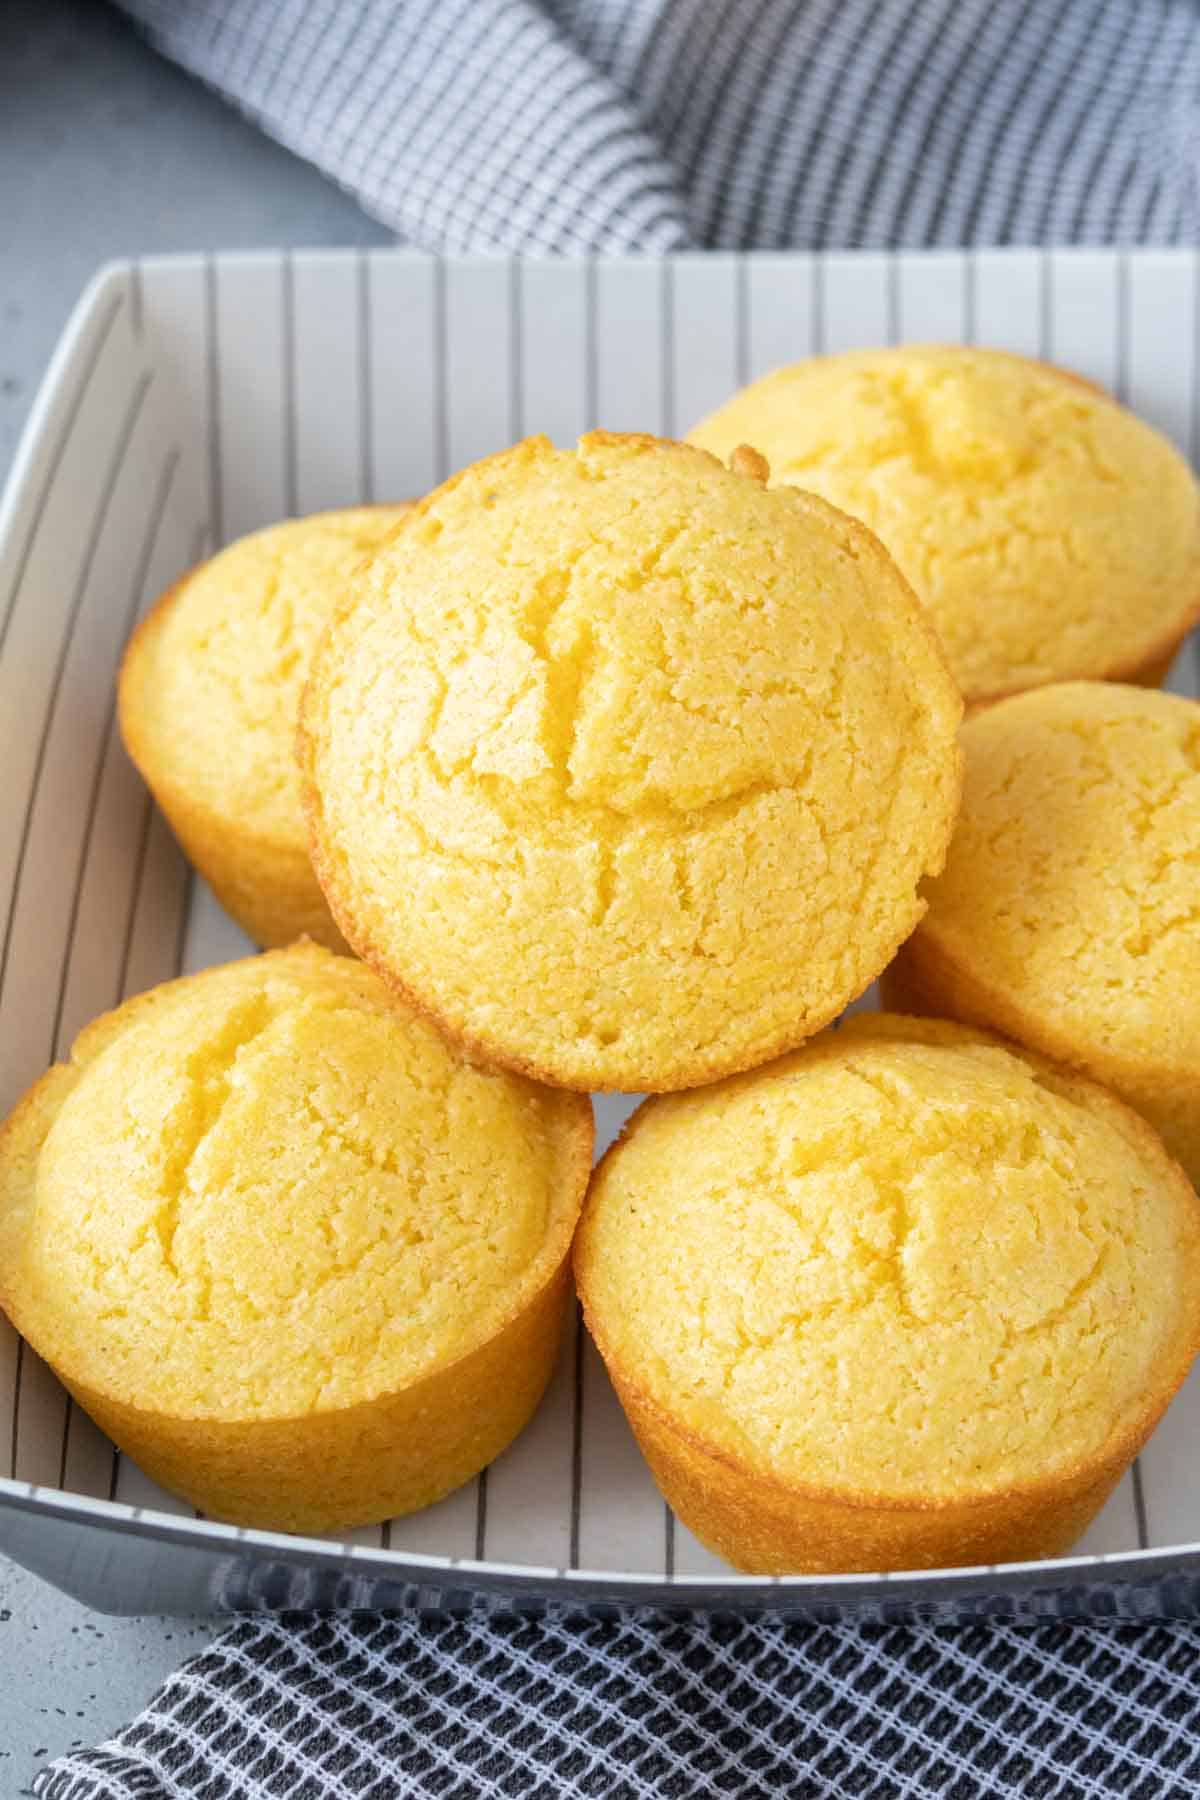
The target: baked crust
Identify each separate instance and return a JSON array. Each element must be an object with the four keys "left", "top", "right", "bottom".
[
  {"left": 119, "top": 505, "right": 412, "bottom": 950},
  {"left": 0, "top": 943, "right": 593, "bottom": 1533},
  {"left": 298, "top": 432, "right": 963, "bottom": 1092},
  {"left": 886, "top": 682, "right": 1200, "bottom": 1181},
  {"left": 575, "top": 1014, "right": 1200, "bottom": 1574},
  {"left": 683, "top": 347, "right": 1200, "bottom": 712}
]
